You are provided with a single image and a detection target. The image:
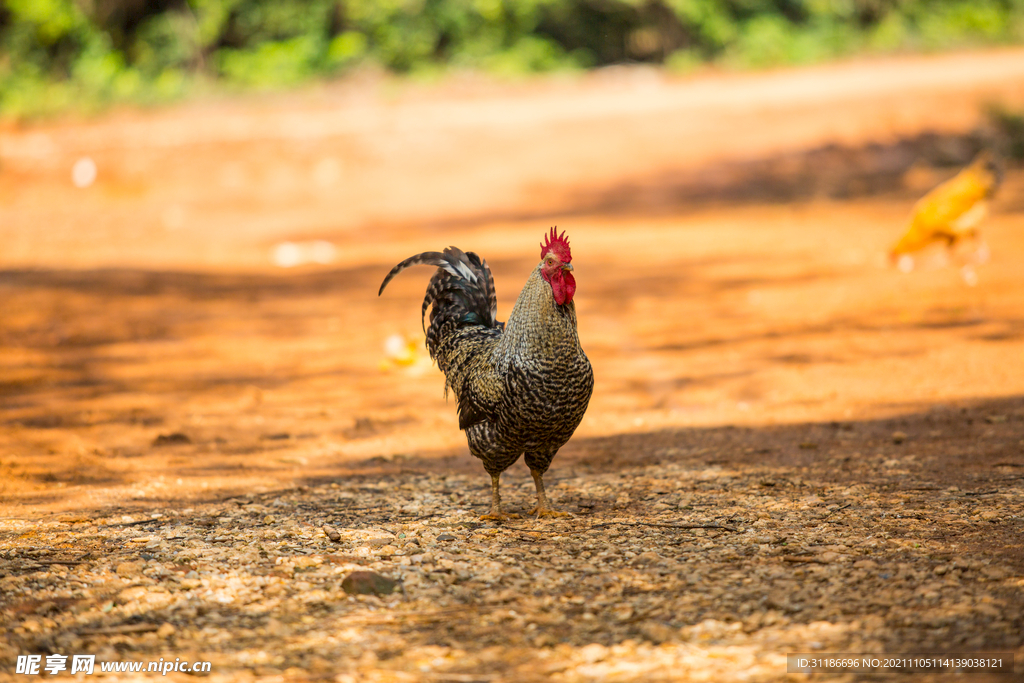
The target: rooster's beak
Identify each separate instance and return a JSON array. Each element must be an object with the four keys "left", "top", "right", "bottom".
[{"left": 562, "top": 263, "right": 574, "bottom": 272}]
